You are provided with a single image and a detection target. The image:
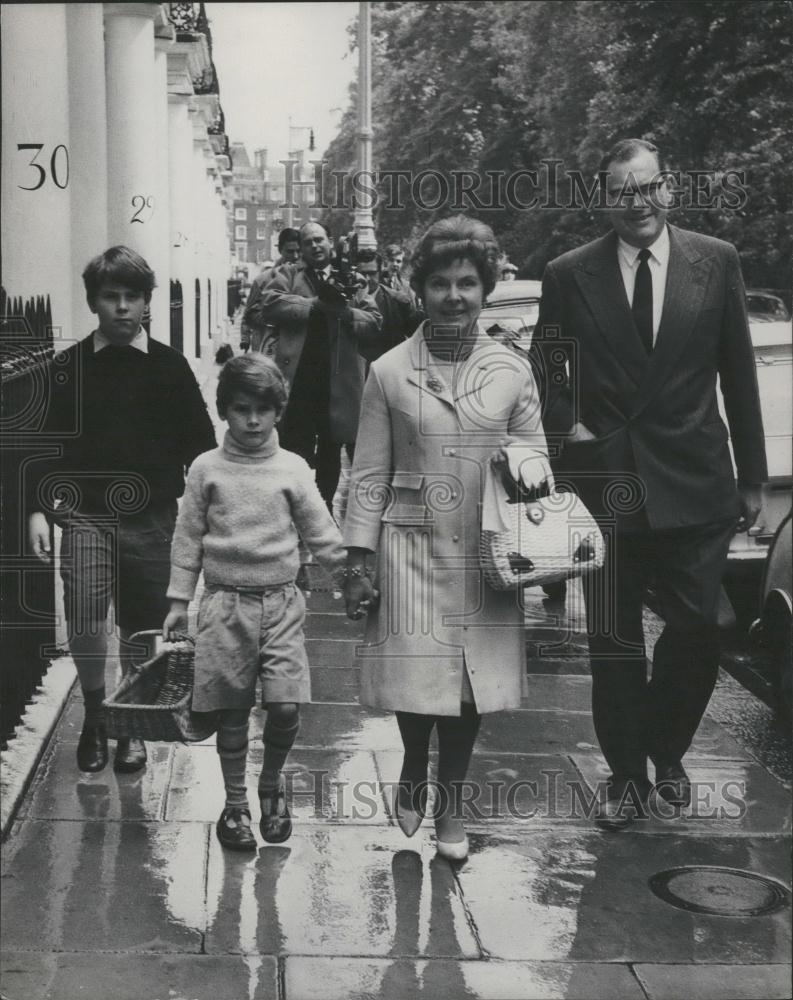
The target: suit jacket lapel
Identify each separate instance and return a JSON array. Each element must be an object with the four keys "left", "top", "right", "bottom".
[
  {"left": 628, "top": 225, "right": 712, "bottom": 416},
  {"left": 572, "top": 232, "right": 648, "bottom": 387}
]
